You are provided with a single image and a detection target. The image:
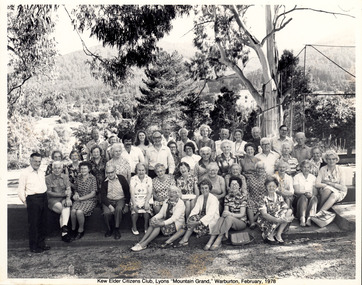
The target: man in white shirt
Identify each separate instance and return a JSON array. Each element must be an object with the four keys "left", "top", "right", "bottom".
[
  {"left": 255, "top": 138, "right": 280, "bottom": 175},
  {"left": 146, "top": 130, "right": 175, "bottom": 178},
  {"left": 121, "top": 133, "right": 145, "bottom": 175},
  {"left": 18, "top": 152, "right": 51, "bottom": 253},
  {"left": 271, "top": 124, "right": 294, "bottom": 155}
]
